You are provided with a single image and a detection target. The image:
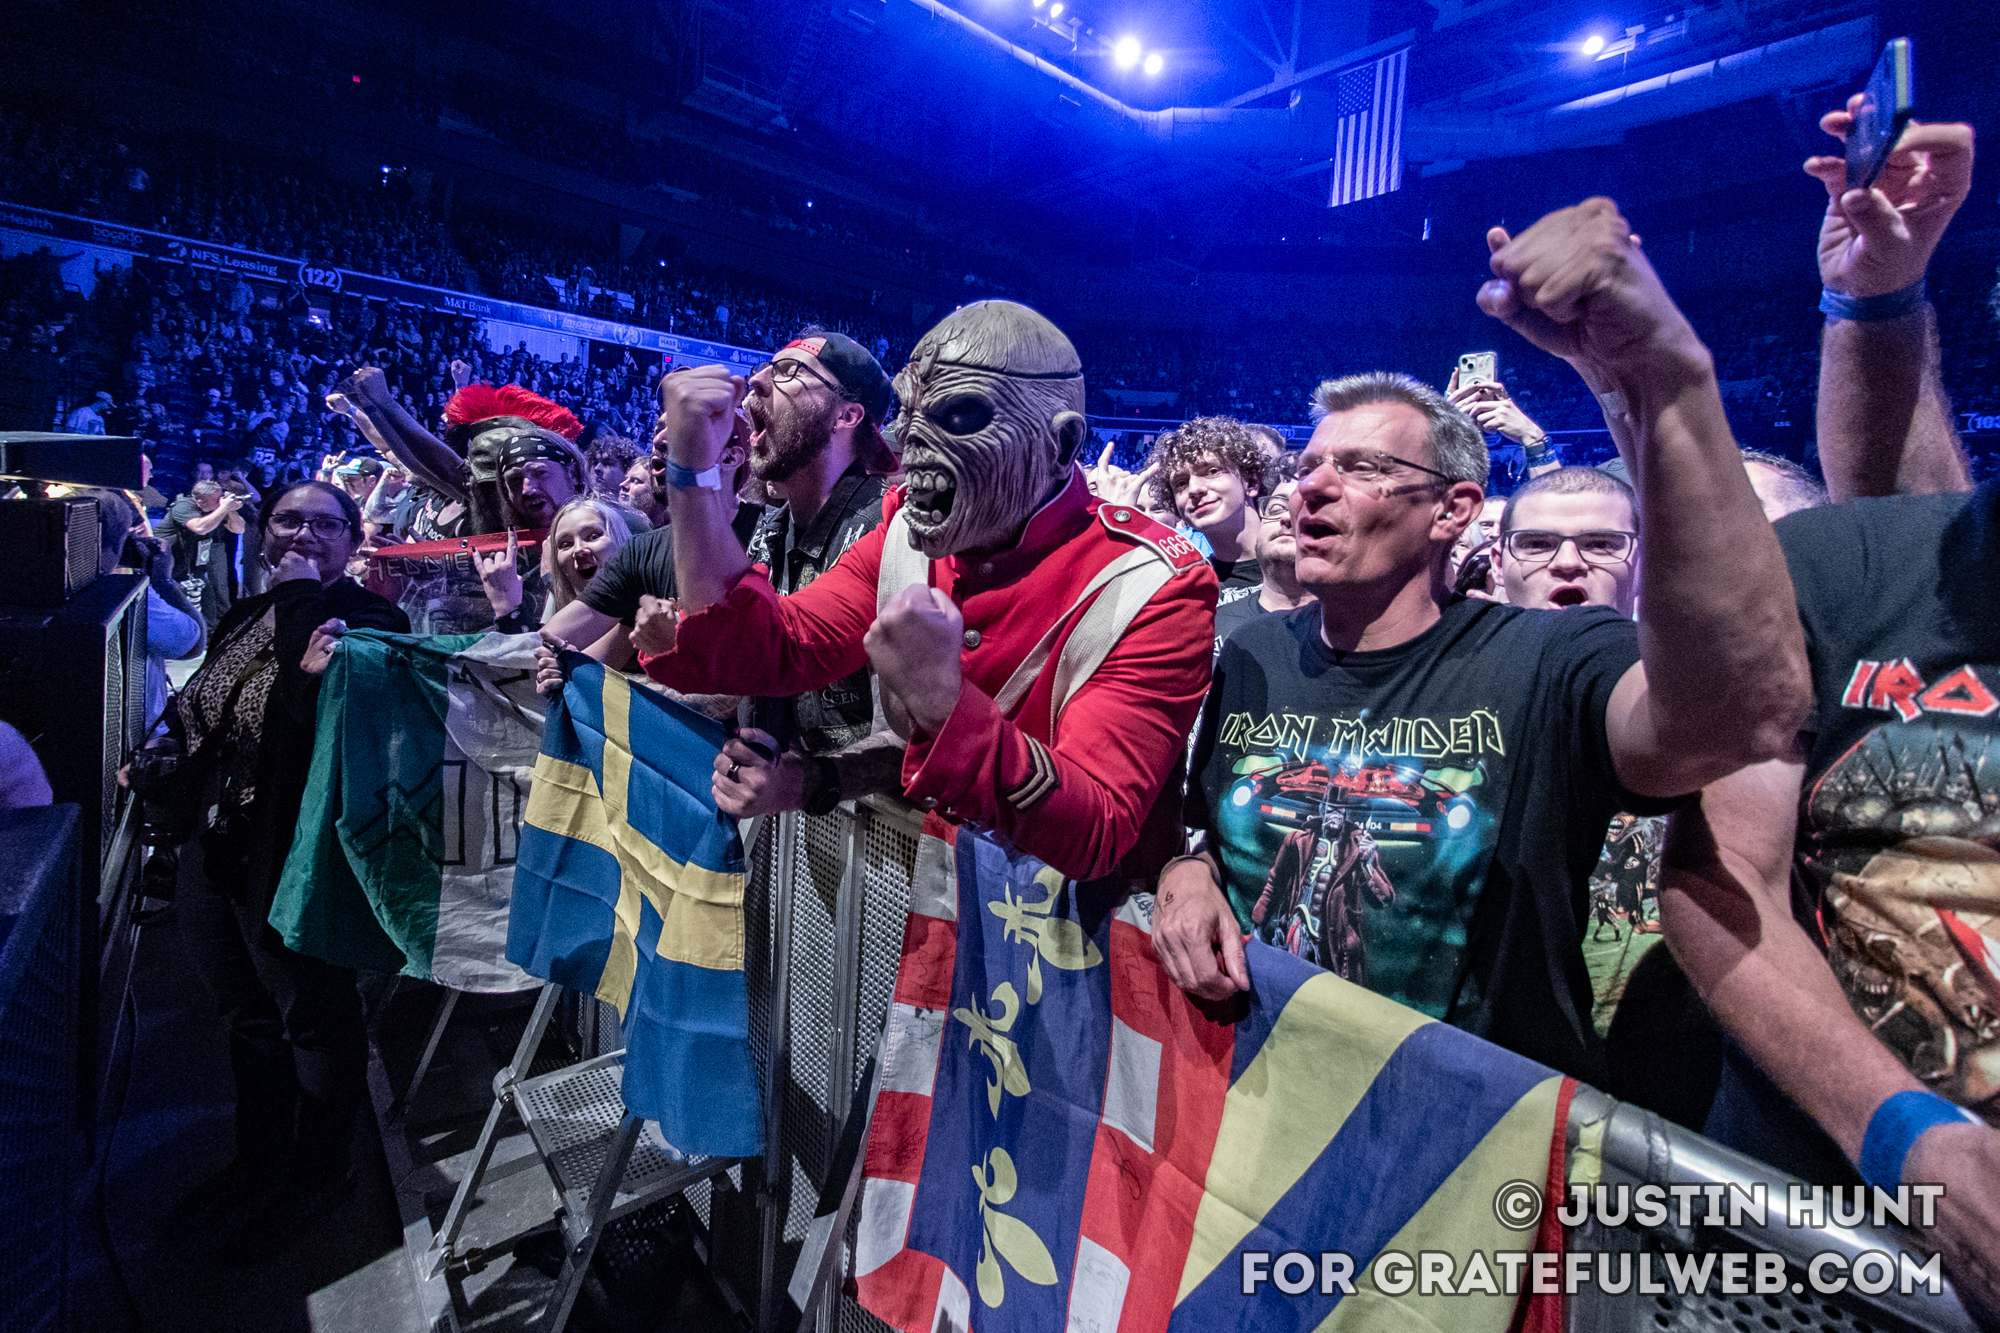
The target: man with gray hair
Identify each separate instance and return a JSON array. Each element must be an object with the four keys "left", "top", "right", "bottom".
[{"left": 1159, "top": 197, "right": 1809, "bottom": 1085}]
